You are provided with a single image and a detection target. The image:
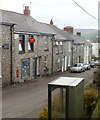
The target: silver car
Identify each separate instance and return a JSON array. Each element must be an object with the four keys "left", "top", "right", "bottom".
[
  {"left": 70, "top": 63, "right": 85, "bottom": 73},
  {"left": 83, "top": 62, "right": 90, "bottom": 70}
]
